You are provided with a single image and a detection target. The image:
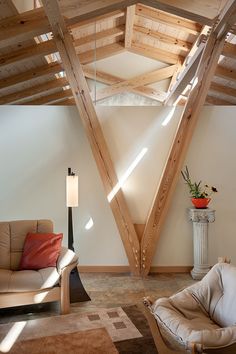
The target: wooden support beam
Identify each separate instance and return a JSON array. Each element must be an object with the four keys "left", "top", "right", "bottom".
[
  {"left": 141, "top": 1, "right": 232, "bottom": 275},
  {"left": 134, "top": 25, "right": 192, "bottom": 52},
  {"left": 83, "top": 66, "right": 167, "bottom": 102},
  {"left": 42, "top": 0, "right": 141, "bottom": 275},
  {"left": 0, "top": 62, "right": 62, "bottom": 90},
  {"left": 22, "top": 88, "right": 72, "bottom": 105},
  {"left": 50, "top": 97, "right": 76, "bottom": 105},
  {"left": 125, "top": 5, "right": 136, "bottom": 48},
  {"left": 165, "top": 27, "right": 210, "bottom": 105},
  {"left": 0, "top": 77, "right": 68, "bottom": 104},
  {"left": 130, "top": 42, "right": 183, "bottom": 64},
  {"left": 73, "top": 26, "right": 125, "bottom": 47},
  {"left": 0, "top": 40, "right": 57, "bottom": 70},
  {"left": 136, "top": 4, "right": 202, "bottom": 35},
  {"left": 78, "top": 42, "right": 125, "bottom": 65},
  {"left": 206, "top": 94, "right": 235, "bottom": 105},
  {"left": 95, "top": 65, "right": 177, "bottom": 101}
]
